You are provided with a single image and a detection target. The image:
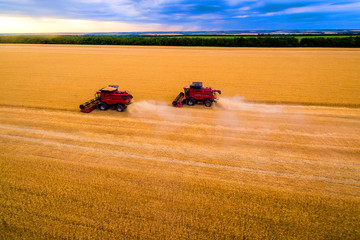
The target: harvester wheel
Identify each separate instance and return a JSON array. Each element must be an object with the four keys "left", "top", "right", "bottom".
[
  {"left": 204, "top": 100, "right": 212, "bottom": 107},
  {"left": 116, "top": 104, "right": 125, "bottom": 112},
  {"left": 187, "top": 98, "right": 196, "bottom": 106},
  {"left": 98, "top": 102, "right": 108, "bottom": 111}
]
